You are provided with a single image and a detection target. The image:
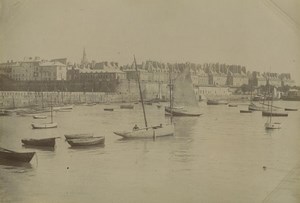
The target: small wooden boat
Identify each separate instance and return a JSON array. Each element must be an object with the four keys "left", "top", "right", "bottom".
[
  {"left": 64, "top": 133, "right": 94, "bottom": 139},
  {"left": 120, "top": 104, "right": 134, "bottom": 109},
  {"left": 0, "top": 147, "right": 35, "bottom": 162},
  {"left": 165, "top": 107, "right": 202, "bottom": 117},
  {"left": 240, "top": 110, "right": 252, "bottom": 113},
  {"left": 0, "top": 110, "right": 11, "bottom": 116},
  {"left": 262, "top": 111, "right": 288, "bottom": 117},
  {"left": 66, "top": 137, "right": 105, "bottom": 146},
  {"left": 265, "top": 122, "right": 281, "bottom": 129},
  {"left": 32, "top": 122, "right": 58, "bottom": 129},
  {"left": 207, "top": 100, "right": 228, "bottom": 105},
  {"left": 21, "top": 137, "right": 57, "bottom": 147},
  {"left": 284, "top": 108, "right": 298, "bottom": 111},
  {"left": 104, "top": 108, "right": 114, "bottom": 111},
  {"left": 228, "top": 104, "right": 238, "bottom": 107},
  {"left": 33, "top": 115, "right": 47, "bottom": 119}
]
